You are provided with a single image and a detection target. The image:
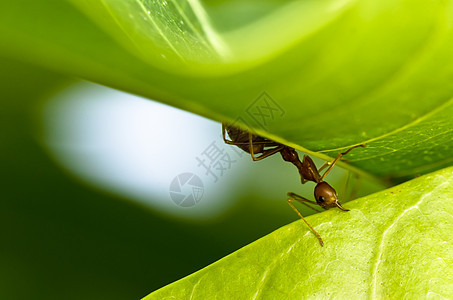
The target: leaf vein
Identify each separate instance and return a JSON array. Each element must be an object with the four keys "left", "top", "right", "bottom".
[
  {"left": 370, "top": 182, "right": 448, "bottom": 298},
  {"left": 321, "top": 96, "right": 453, "bottom": 156},
  {"left": 136, "top": 0, "right": 185, "bottom": 60}
]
